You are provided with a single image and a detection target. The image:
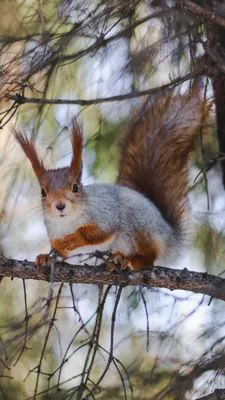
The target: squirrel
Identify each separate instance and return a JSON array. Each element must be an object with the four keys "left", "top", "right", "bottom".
[{"left": 14, "top": 90, "right": 207, "bottom": 271}]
